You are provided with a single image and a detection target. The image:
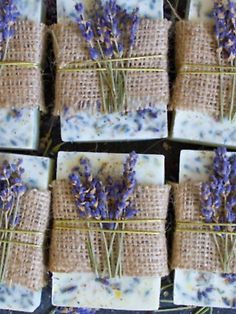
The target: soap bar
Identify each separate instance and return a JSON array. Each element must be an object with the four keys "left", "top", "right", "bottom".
[
  {"left": 171, "top": 0, "right": 236, "bottom": 148},
  {"left": 57, "top": 0, "right": 163, "bottom": 22},
  {"left": 0, "top": 153, "right": 52, "bottom": 312},
  {"left": 57, "top": 0, "right": 168, "bottom": 143},
  {"left": 0, "top": 0, "right": 44, "bottom": 150},
  {"left": 174, "top": 150, "right": 236, "bottom": 309},
  {"left": 52, "top": 152, "right": 165, "bottom": 311}
]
